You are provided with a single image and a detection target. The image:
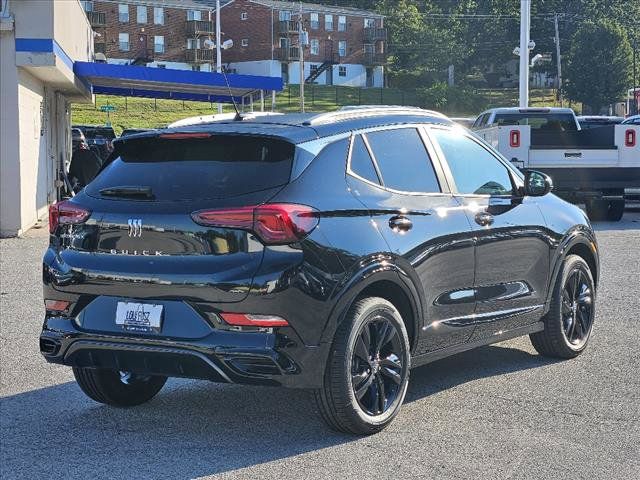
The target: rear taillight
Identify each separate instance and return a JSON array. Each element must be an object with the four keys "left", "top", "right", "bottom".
[
  {"left": 220, "top": 313, "right": 289, "bottom": 327},
  {"left": 625, "top": 129, "right": 636, "bottom": 147},
  {"left": 509, "top": 130, "right": 521, "bottom": 148},
  {"left": 45, "top": 299, "right": 70, "bottom": 313},
  {"left": 191, "top": 203, "right": 319, "bottom": 245},
  {"left": 49, "top": 200, "right": 91, "bottom": 233}
]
